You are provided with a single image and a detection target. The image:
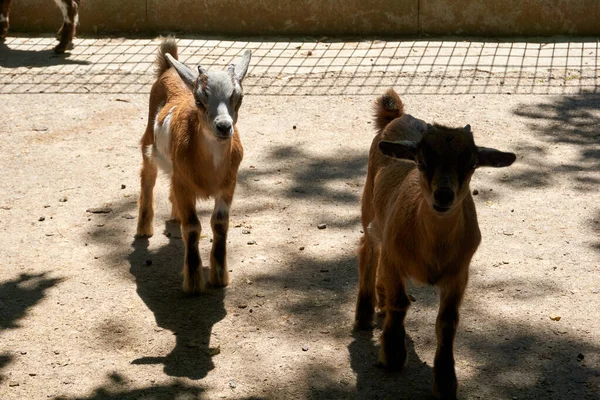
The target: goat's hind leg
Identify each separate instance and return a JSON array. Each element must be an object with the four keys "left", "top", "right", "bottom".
[
  {"left": 136, "top": 153, "right": 157, "bottom": 238},
  {"left": 0, "top": 0, "right": 12, "bottom": 41},
  {"left": 354, "top": 231, "right": 380, "bottom": 330},
  {"left": 53, "top": 0, "right": 78, "bottom": 53},
  {"left": 378, "top": 255, "right": 410, "bottom": 370},
  {"left": 209, "top": 196, "right": 231, "bottom": 287}
]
